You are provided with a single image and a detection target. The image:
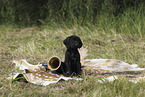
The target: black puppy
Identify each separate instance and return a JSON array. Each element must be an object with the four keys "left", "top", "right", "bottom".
[{"left": 62, "top": 35, "right": 83, "bottom": 76}]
